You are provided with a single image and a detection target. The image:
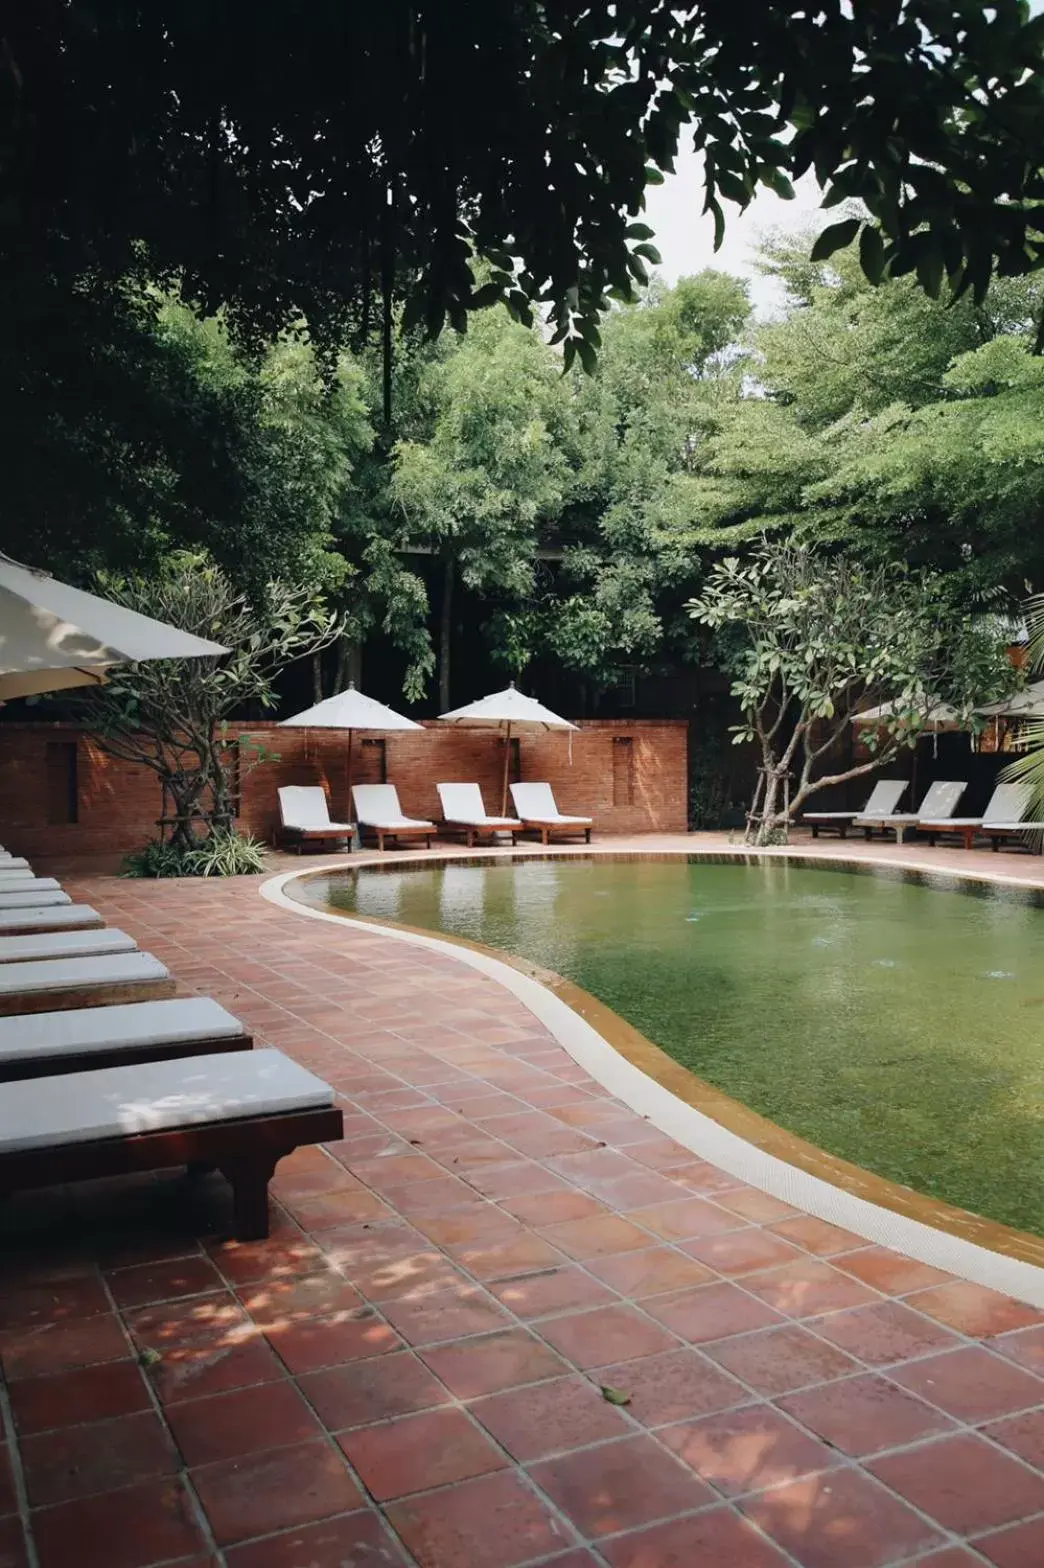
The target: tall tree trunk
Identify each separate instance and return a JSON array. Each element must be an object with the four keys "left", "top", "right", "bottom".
[
  {"left": 333, "top": 635, "right": 362, "bottom": 693},
  {"left": 748, "top": 769, "right": 789, "bottom": 846},
  {"left": 439, "top": 554, "right": 454, "bottom": 713},
  {"left": 311, "top": 650, "right": 324, "bottom": 703}
]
